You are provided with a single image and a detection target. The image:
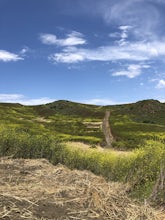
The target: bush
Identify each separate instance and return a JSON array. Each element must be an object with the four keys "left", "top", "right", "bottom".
[{"left": 0, "top": 128, "right": 164, "bottom": 204}]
